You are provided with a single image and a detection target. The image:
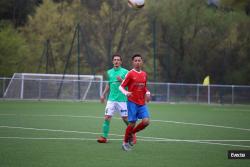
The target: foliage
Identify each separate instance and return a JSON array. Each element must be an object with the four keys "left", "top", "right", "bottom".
[
  {"left": 75, "top": 0, "right": 151, "bottom": 74},
  {"left": 21, "top": 0, "right": 151, "bottom": 76},
  {"left": 148, "top": 0, "right": 250, "bottom": 84},
  {"left": 0, "top": 0, "right": 250, "bottom": 85},
  {"left": 21, "top": 0, "right": 76, "bottom": 74},
  {"left": 220, "top": 0, "right": 250, "bottom": 14},
  {"left": 0, "top": 23, "right": 30, "bottom": 76},
  {"left": 0, "top": 0, "right": 42, "bottom": 27}
]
